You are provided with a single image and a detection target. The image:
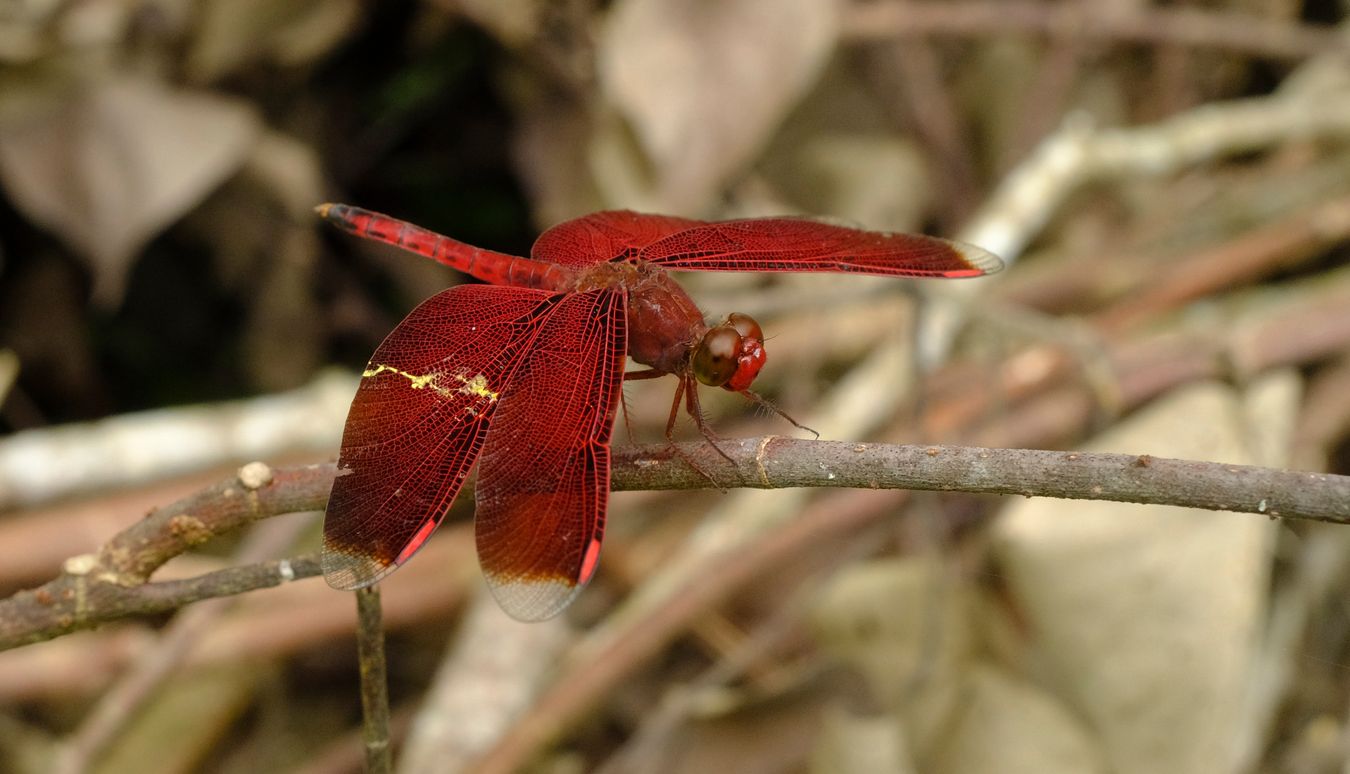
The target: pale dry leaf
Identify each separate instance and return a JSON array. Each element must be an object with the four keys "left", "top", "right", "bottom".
[
  {"left": 0, "top": 76, "right": 261, "bottom": 304},
  {"left": 243, "top": 129, "right": 327, "bottom": 219},
  {"left": 0, "top": 349, "right": 17, "bottom": 404},
  {"left": 233, "top": 132, "right": 325, "bottom": 391},
  {"left": 810, "top": 704, "right": 913, "bottom": 774},
  {"left": 0, "top": 0, "right": 129, "bottom": 64},
  {"left": 1241, "top": 368, "right": 1302, "bottom": 469},
  {"left": 771, "top": 133, "right": 929, "bottom": 230},
  {"left": 929, "top": 665, "right": 1107, "bottom": 774},
  {"left": 510, "top": 87, "right": 605, "bottom": 227},
  {"left": 188, "top": 0, "right": 361, "bottom": 82},
  {"left": 399, "top": 589, "right": 570, "bottom": 774},
  {"left": 455, "top": 0, "right": 544, "bottom": 48},
  {"left": 810, "top": 558, "right": 974, "bottom": 760},
  {"left": 992, "top": 377, "right": 1294, "bottom": 774},
  {"left": 182, "top": 131, "right": 325, "bottom": 292},
  {"left": 754, "top": 57, "right": 931, "bottom": 227},
  {"left": 57, "top": 0, "right": 135, "bottom": 50},
  {"left": 598, "top": 0, "right": 839, "bottom": 213},
  {"left": 241, "top": 229, "right": 322, "bottom": 392}
]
